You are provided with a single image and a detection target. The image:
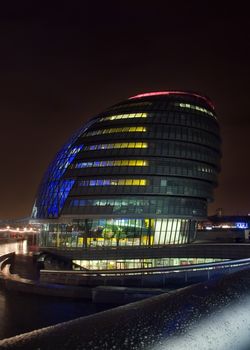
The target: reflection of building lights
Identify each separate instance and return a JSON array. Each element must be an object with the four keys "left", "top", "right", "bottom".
[{"left": 6, "top": 226, "right": 10, "bottom": 230}]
